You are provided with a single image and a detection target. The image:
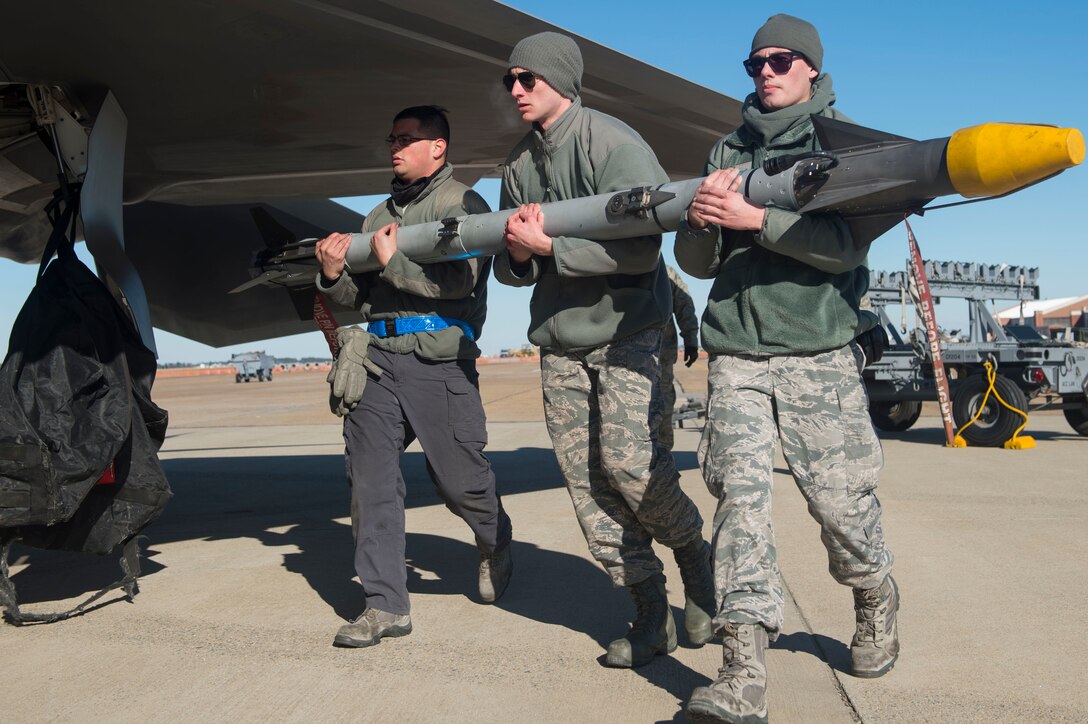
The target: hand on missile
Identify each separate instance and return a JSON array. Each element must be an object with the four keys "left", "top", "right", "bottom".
[
  {"left": 687, "top": 168, "right": 766, "bottom": 233},
  {"left": 315, "top": 232, "right": 352, "bottom": 281},
  {"left": 504, "top": 203, "right": 552, "bottom": 263},
  {"left": 370, "top": 223, "right": 399, "bottom": 268},
  {"left": 327, "top": 326, "right": 383, "bottom": 417},
  {"left": 683, "top": 343, "right": 699, "bottom": 367}
]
